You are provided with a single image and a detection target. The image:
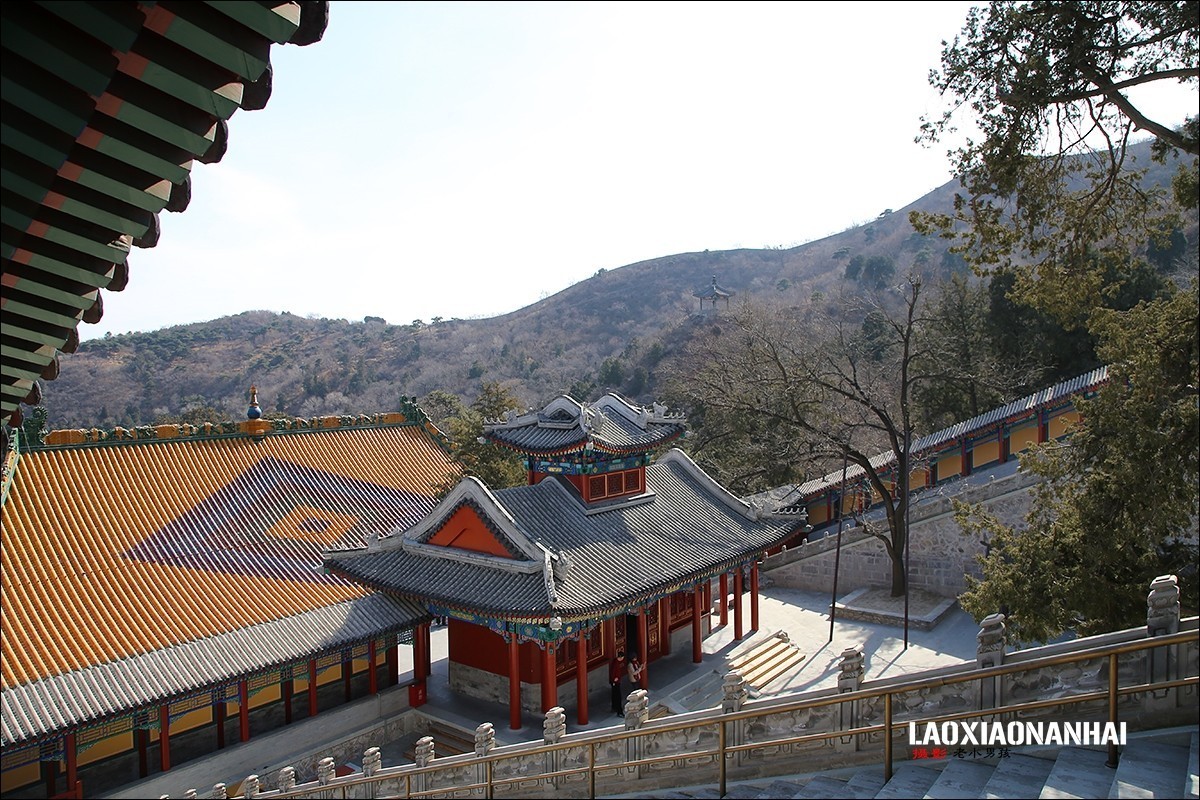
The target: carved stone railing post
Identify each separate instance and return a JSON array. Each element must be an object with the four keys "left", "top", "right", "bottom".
[
  {"left": 316, "top": 757, "right": 336, "bottom": 800},
  {"left": 474, "top": 723, "right": 495, "bottom": 798},
  {"left": 185, "top": 791, "right": 197, "bottom": 800},
  {"left": 721, "top": 672, "right": 747, "bottom": 714},
  {"left": 415, "top": 736, "right": 436, "bottom": 766},
  {"left": 977, "top": 613, "right": 1006, "bottom": 709},
  {"left": 1147, "top": 574, "right": 1181, "bottom": 703},
  {"left": 413, "top": 735, "right": 435, "bottom": 796},
  {"left": 213, "top": 783, "right": 227, "bottom": 800},
  {"left": 277, "top": 766, "right": 296, "bottom": 793},
  {"left": 623, "top": 689, "right": 649, "bottom": 729},
  {"left": 543, "top": 707, "right": 567, "bottom": 743},
  {"left": 721, "top": 671, "right": 747, "bottom": 767},
  {"left": 837, "top": 645, "right": 864, "bottom": 744},
  {"left": 241, "top": 774, "right": 259, "bottom": 799},
  {"left": 363, "top": 747, "right": 382, "bottom": 799},
  {"left": 543, "top": 707, "right": 567, "bottom": 787},
  {"left": 1147, "top": 574, "right": 1181, "bottom": 636},
  {"left": 623, "top": 689, "right": 649, "bottom": 776},
  {"left": 475, "top": 722, "right": 496, "bottom": 756}
]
